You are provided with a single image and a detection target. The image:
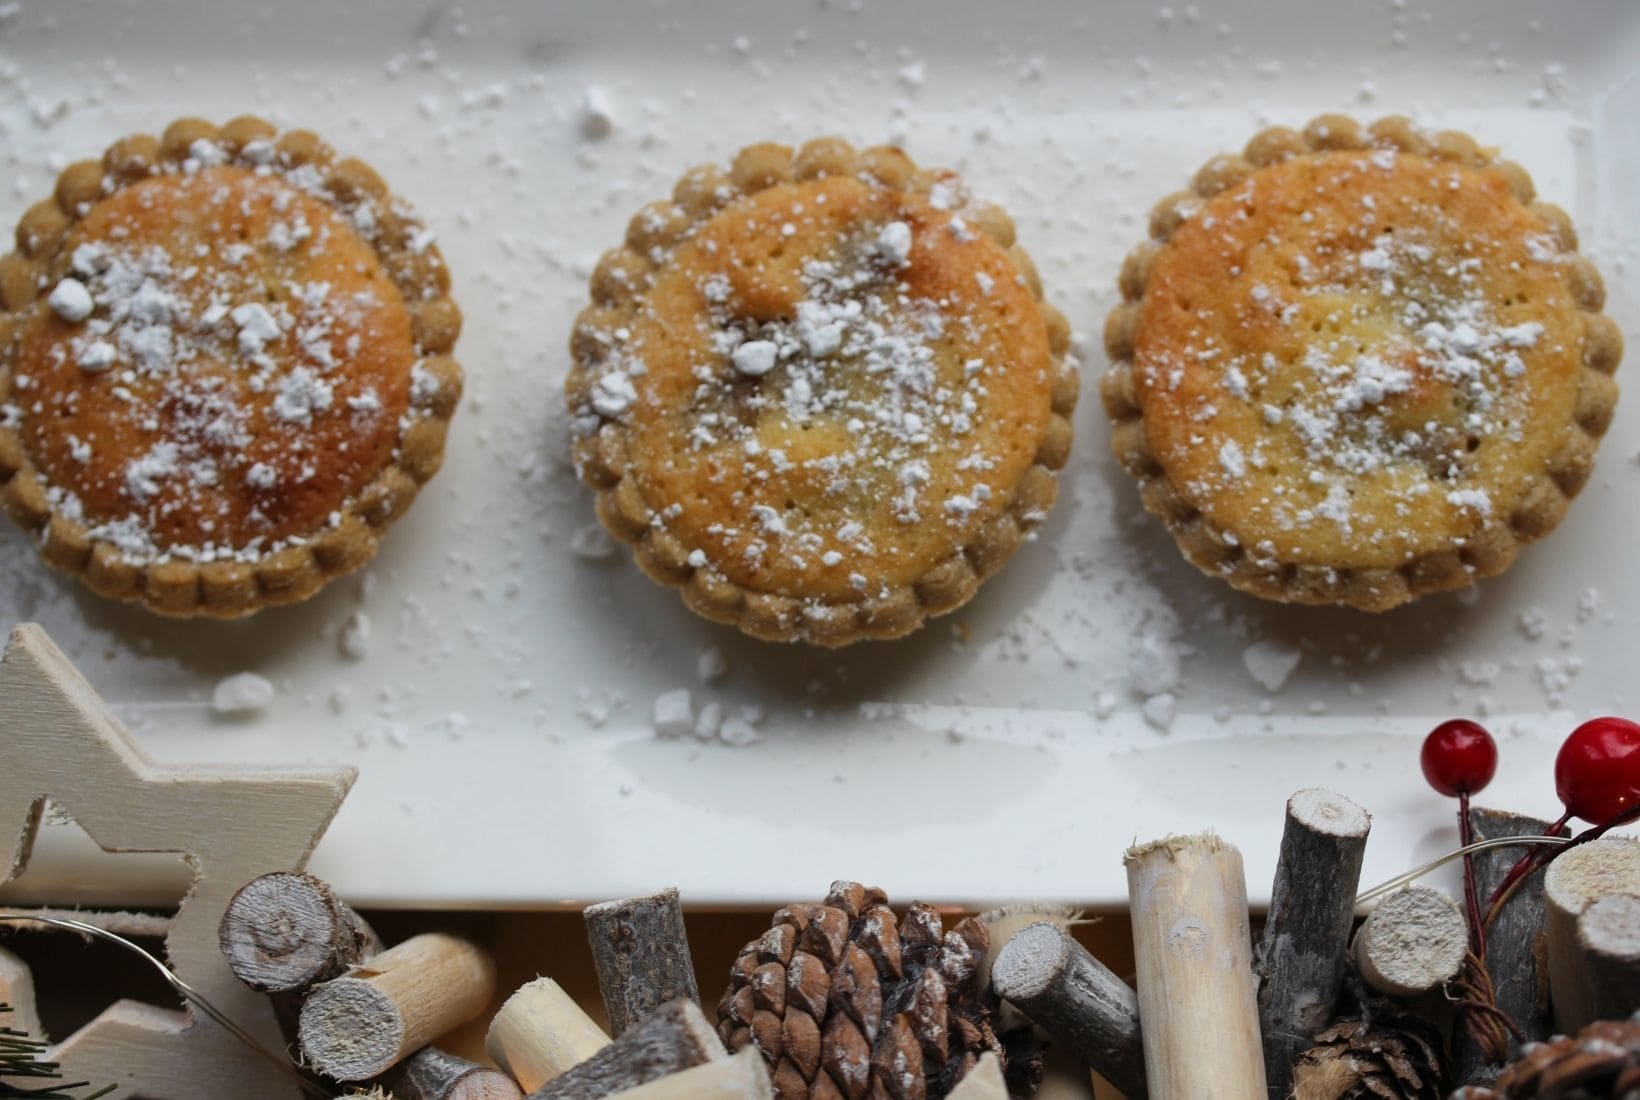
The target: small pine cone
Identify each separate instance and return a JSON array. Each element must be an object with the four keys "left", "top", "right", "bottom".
[
  {"left": 1291, "top": 1014, "right": 1446, "bottom": 1100},
  {"left": 717, "top": 881, "right": 1036, "bottom": 1100},
  {"left": 1471, "top": 1013, "right": 1640, "bottom": 1099}
]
